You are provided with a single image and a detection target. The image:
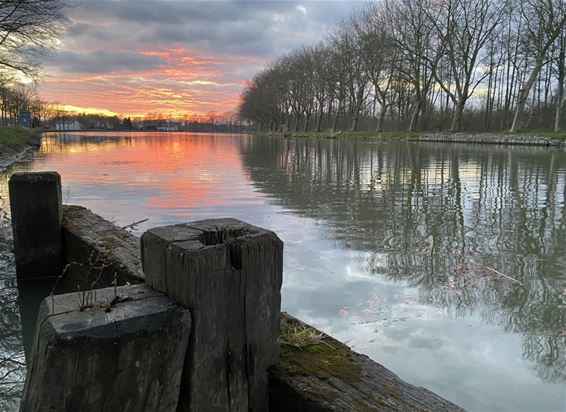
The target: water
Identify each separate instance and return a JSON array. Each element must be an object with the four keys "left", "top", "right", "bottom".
[{"left": 1, "top": 132, "right": 565, "bottom": 411}]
